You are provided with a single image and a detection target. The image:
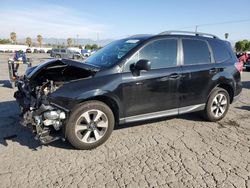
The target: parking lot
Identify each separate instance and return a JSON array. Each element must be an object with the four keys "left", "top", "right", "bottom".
[{"left": 0, "top": 53, "right": 250, "bottom": 188}]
